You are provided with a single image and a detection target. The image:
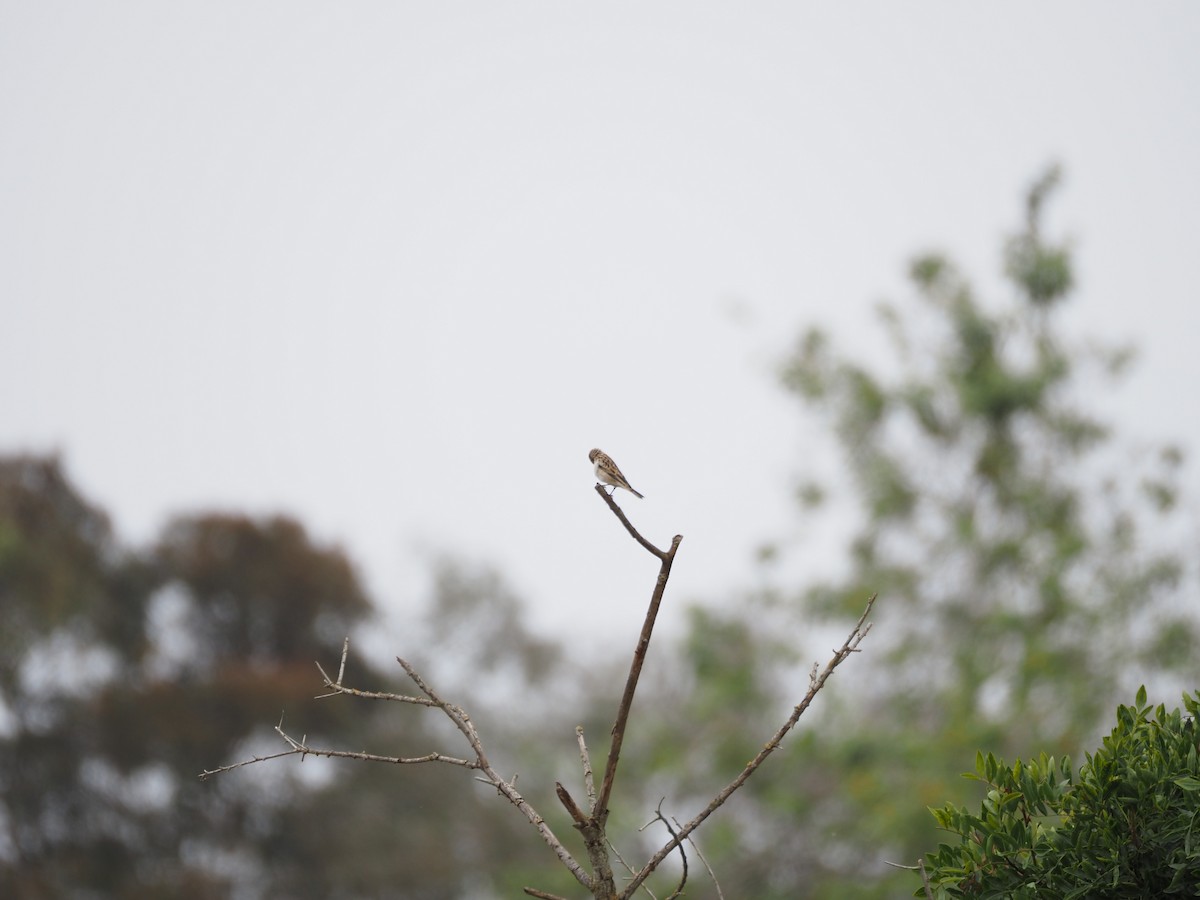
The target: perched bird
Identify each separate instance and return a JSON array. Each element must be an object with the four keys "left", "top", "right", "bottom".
[{"left": 589, "top": 448, "right": 644, "bottom": 498}]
